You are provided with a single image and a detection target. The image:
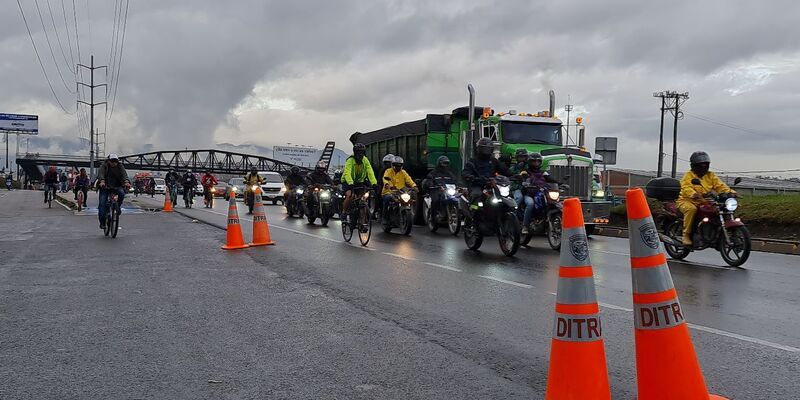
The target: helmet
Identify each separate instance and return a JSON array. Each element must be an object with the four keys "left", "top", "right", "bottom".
[
  {"left": 515, "top": 148, "right": 528, "bottom": 159},
  {"left": 392, "top": 156, "right": 404, "bottom": 166},
  {"left": 186, "top": 169, "right": 192, "bottom": 174},
  {"left": 353, "top": 143, "right": 366, "bottom": 154},
  {"left": 108, "top": 153, "right": 119, "bottom": 161},
  {"left": 333, "top": 169, "right": 343, "bottom": 179},
  {"left": 476, "top": 137, "right": 494, "bottom": 158},
  {"left": 315, "top": 161, "right": 327, "bottom": 171},
  {"left": 250, "top": 166, "right": 257, "bottom": 173},
  {"left": 436, "top": 155, "right": 450, "bottom": 168},
  {"left": 204, "top": 170, "right": 211, "bottom": 175},
  {"left": 290, "top": 166, "right": 300, "bottom": 174},
  {"left": 382, "top": 154, "right": 395, "bottom": 163},
  {"left": 528, "top": 153, "right": 543, "bottom": 170},
  {"left": 690, "top": 151, "right": 711, "bottom": 165}
]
